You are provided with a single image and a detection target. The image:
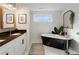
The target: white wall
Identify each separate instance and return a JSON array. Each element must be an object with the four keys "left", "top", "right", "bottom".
[{"left": 30, "top": 11, "right": 63, "bottom": 43}]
